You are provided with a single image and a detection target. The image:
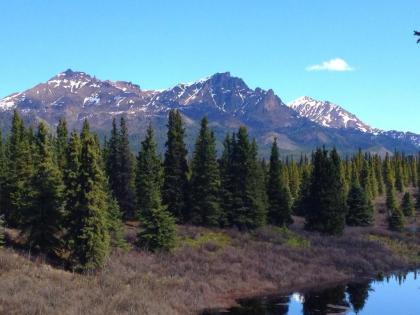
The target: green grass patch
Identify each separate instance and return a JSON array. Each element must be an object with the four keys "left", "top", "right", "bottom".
[
  {"left": 368, "top": 234, "right": 420, "bottom": 264},
  {"left": 178, "top": 231, "right": 231, "bottom": 250},
  {"left": 254, "top": 226, "right": 311, "bottom": 249}
]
